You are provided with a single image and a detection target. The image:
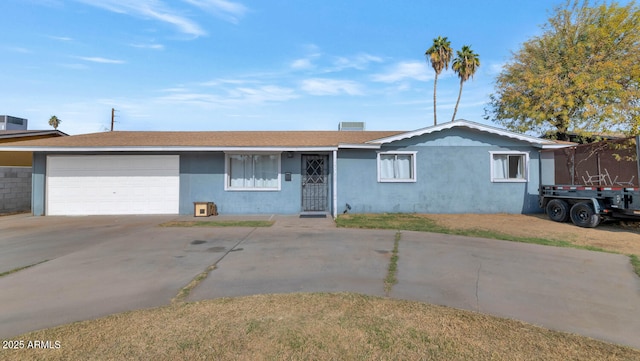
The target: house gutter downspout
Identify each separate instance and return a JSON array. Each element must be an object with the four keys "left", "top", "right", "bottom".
[{"left": 332, "top": 149, "right": 338, "bottom": 219}]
